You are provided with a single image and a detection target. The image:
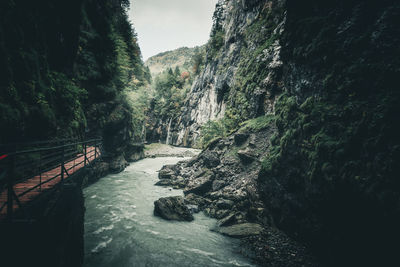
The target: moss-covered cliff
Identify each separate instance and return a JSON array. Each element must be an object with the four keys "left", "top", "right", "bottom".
[
  {"left": 0, "top": 0, "right": 150, "bottom": 163},
  {"left": 166, "top": 0, "right": 400, "bottom": 265},
  {"left": 259, "top": 1, "right": 400, "bottom": 265}
]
